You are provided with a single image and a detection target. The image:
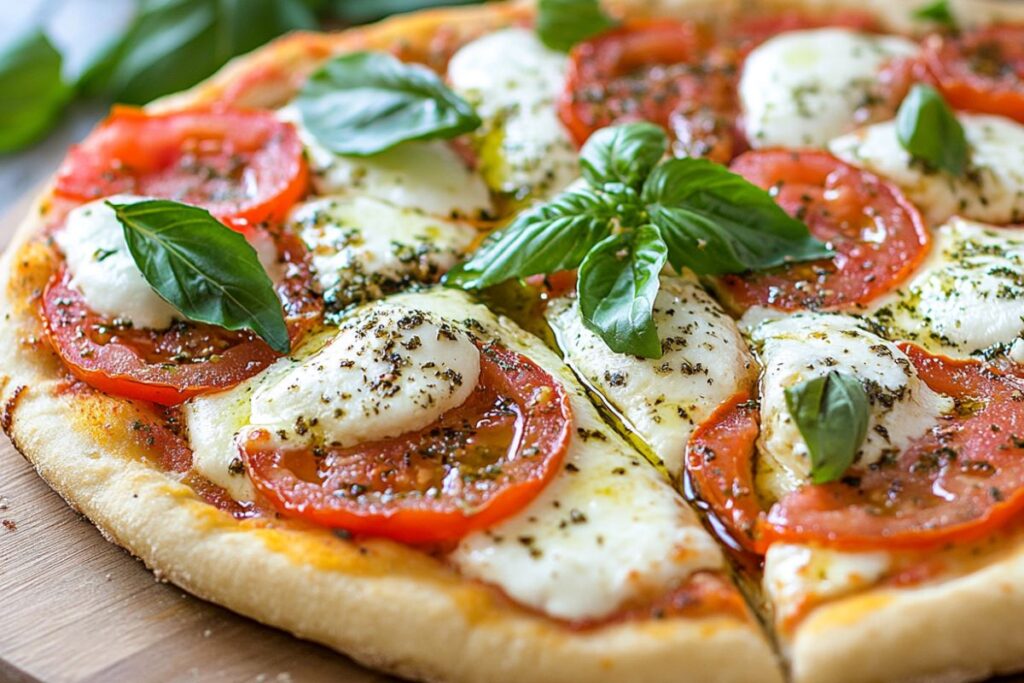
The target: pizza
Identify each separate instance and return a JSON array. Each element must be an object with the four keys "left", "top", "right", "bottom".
[{"left": 3, "top": 0, "right": 1024, "bottom": 681}]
